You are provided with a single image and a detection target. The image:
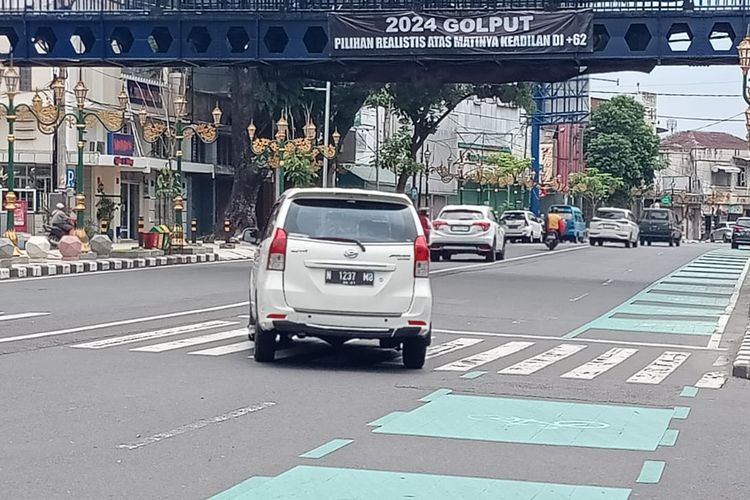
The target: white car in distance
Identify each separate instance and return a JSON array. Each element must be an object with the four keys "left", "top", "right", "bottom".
[
  {"left": 430, "top": 205, "right": 506, "bottom": 262},
  {"left": 249, "top": 188, "right": 433, "bottom": 369},
  {"left": 588, "top": 207, "right": 640, "bottom": 248},
  {"left": 500, "top": 210, "right": 543, "bottom": 243}
]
